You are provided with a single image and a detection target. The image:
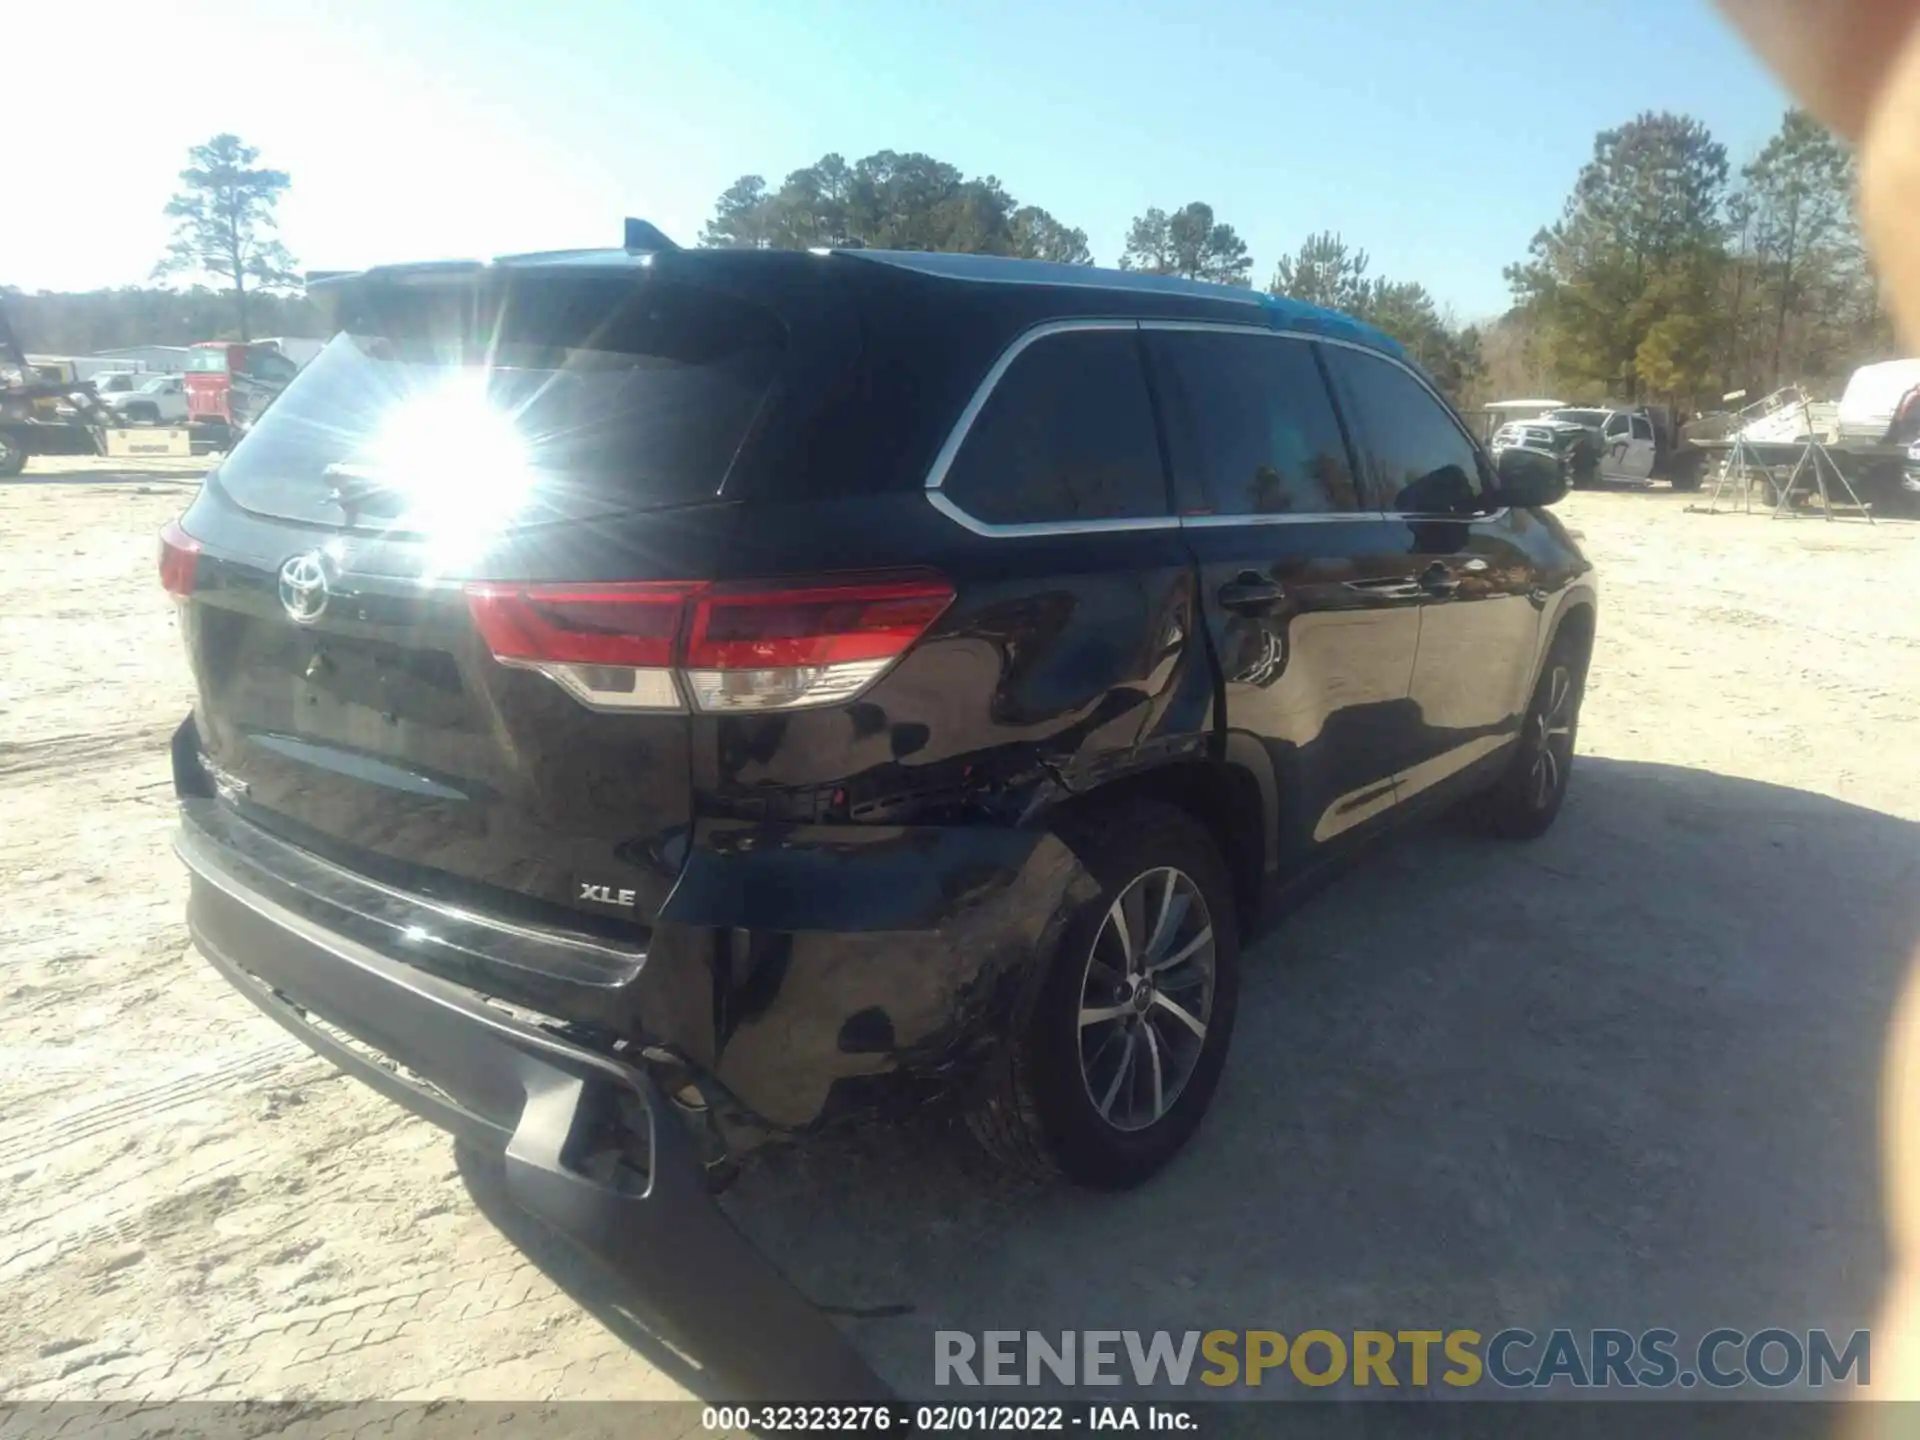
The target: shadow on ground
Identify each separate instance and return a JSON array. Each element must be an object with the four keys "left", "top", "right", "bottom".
[{"left": 460, "top": 758, "right": 1920, "bottom": 1411}]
